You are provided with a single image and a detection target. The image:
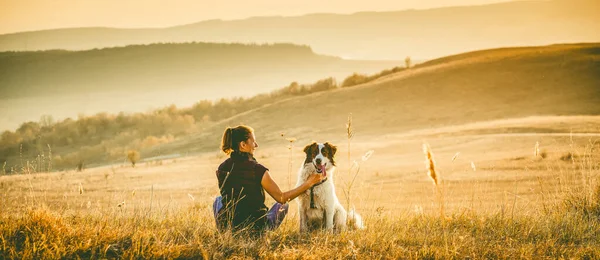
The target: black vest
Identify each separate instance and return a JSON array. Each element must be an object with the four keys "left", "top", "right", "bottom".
[{"left": 216, "top": 152, "right": 269, "bottom": 232}]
